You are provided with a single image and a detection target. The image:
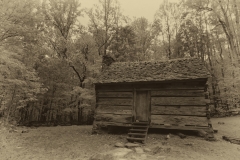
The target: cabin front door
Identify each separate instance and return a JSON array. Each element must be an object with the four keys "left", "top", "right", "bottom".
[{"left": 135, "top": 91, "right": 149, "bottom": 122}]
